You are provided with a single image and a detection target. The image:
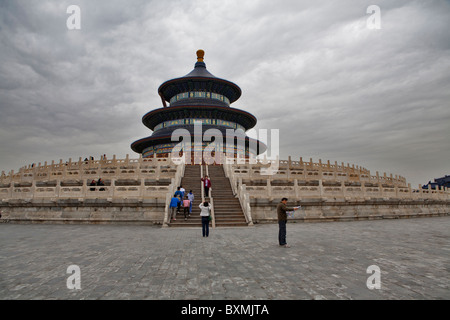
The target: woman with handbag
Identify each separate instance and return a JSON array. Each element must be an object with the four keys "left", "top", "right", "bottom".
[{"left": 199, "top": 201, "right": 211, "bottom": 237}]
